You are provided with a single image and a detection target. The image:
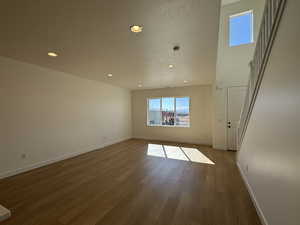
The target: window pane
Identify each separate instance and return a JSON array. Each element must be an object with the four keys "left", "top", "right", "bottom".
[
  {"left": 148, "top": 98, "right": 161, "bottom": 125},
  {"left": 175, "top": 97, "right": 190, "bottom": 126},
  {"left": 162, "top": 97, "right": 175, "bottom": 126},
  {"left": 229, "top": 11, "right": 253, "bottom": 47}
]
